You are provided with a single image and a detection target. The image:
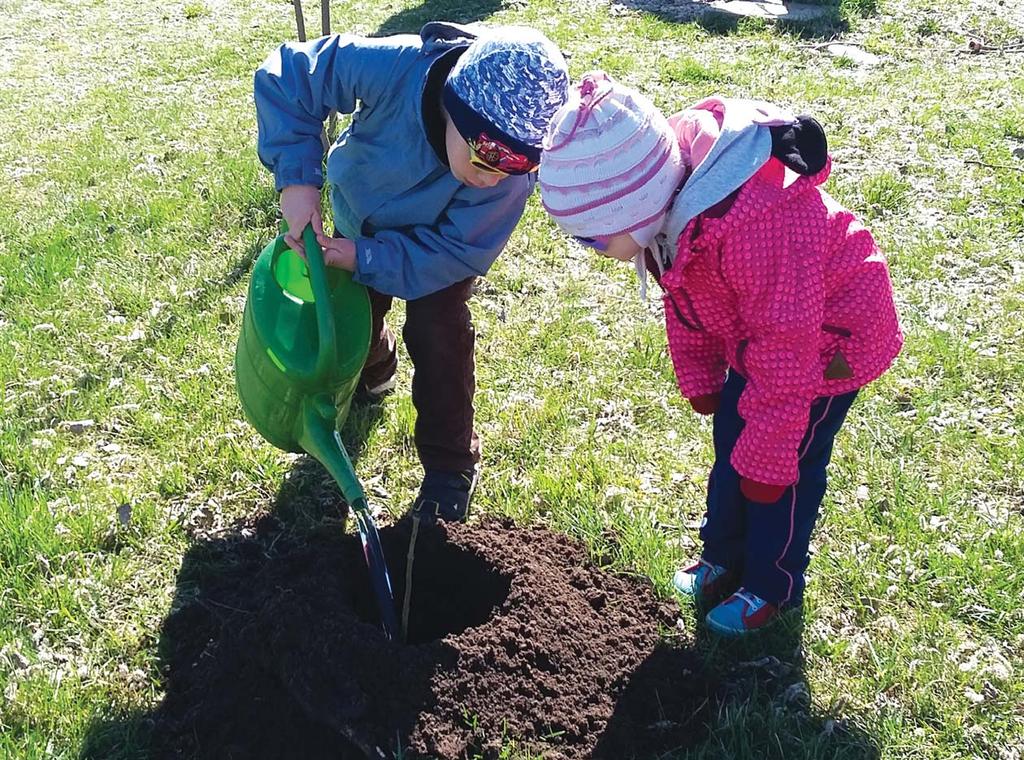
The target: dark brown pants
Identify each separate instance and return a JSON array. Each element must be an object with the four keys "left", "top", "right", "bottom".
[{"left": 360, "top": 278, "right": 480, "bottom": 473}]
